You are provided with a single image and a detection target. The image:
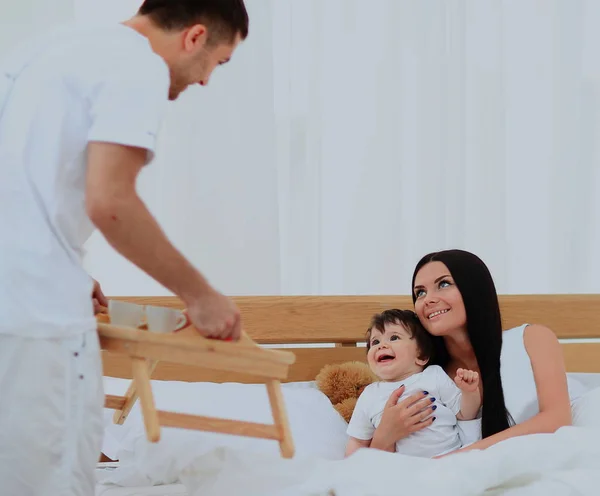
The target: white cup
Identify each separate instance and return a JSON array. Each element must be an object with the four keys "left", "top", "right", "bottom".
[
  {"left": 108, "top": 300, "right": 146, "bottom": 328},
  {"left": 146, "top": 305, "right": 188, "bottom": 334}
]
